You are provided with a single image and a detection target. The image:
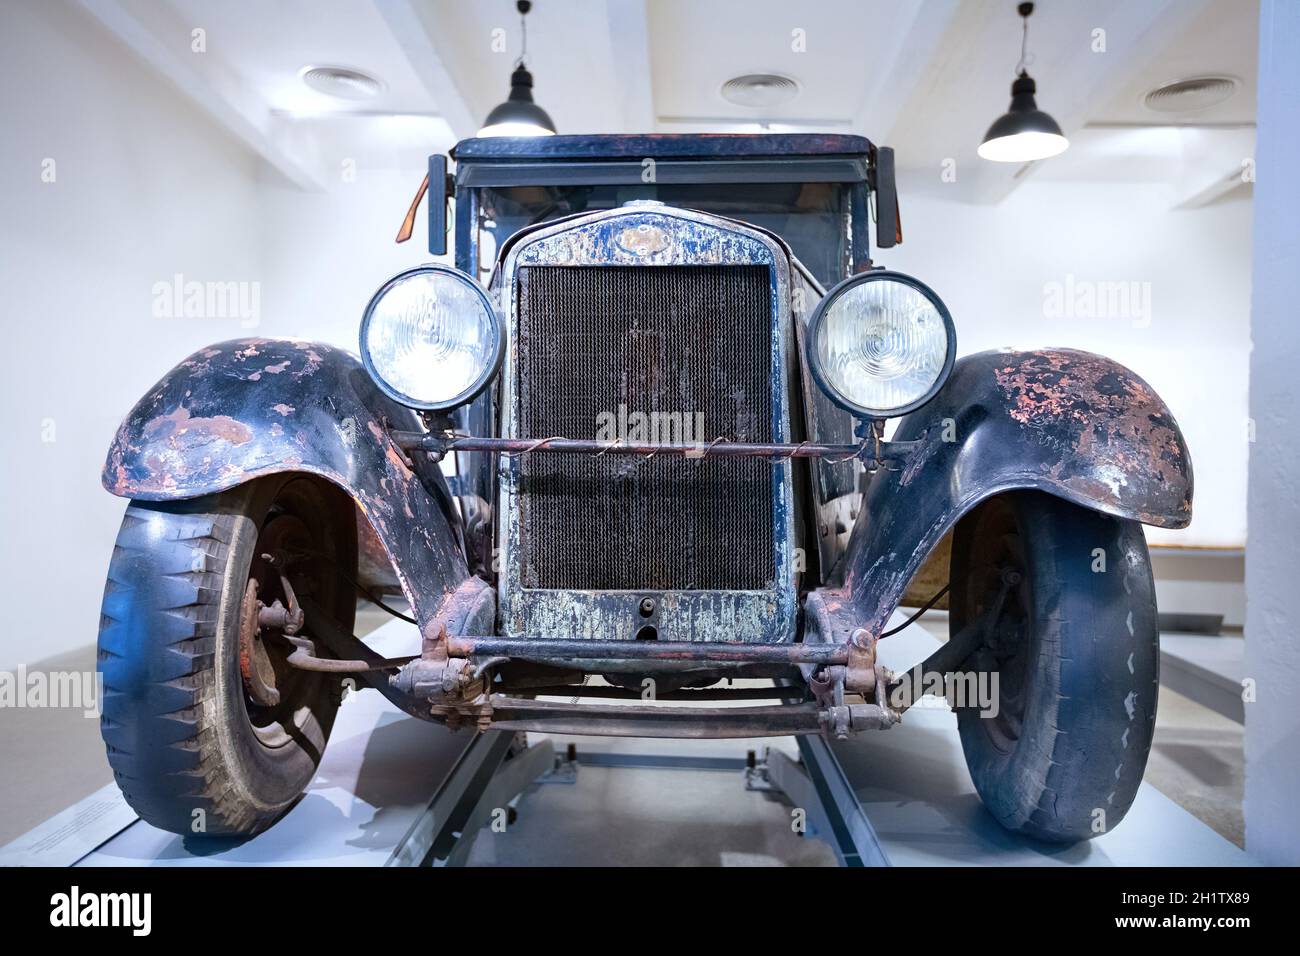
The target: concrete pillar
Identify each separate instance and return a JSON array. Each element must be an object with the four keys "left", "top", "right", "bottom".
[{"left": 1245, "top": 0, "right": 1300, "bottom": 864}]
